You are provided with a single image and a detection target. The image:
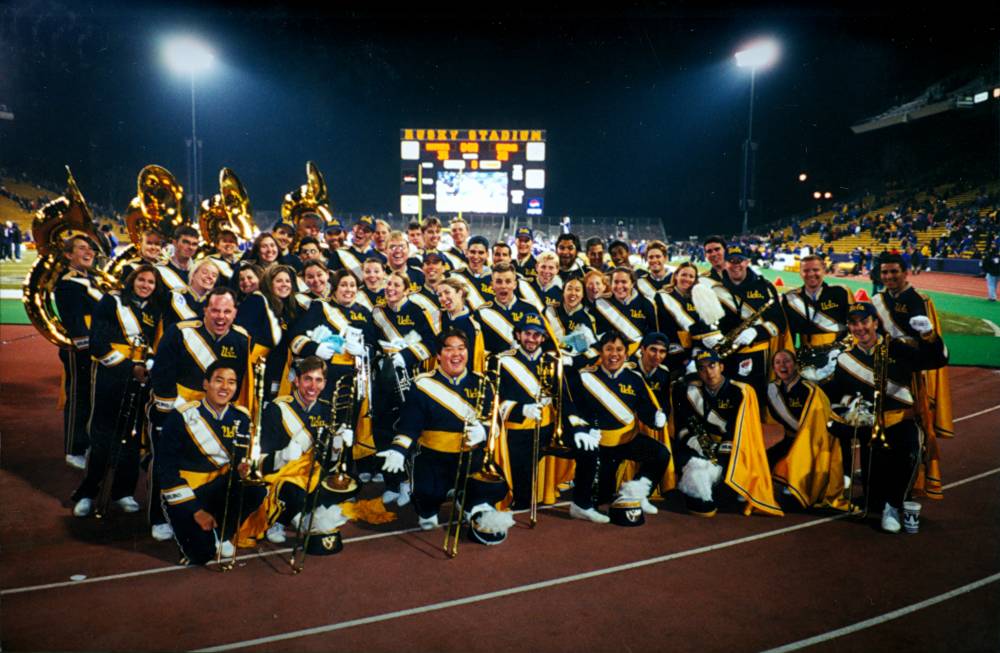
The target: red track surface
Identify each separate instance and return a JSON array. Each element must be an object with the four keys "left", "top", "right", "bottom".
[
  {"left": 835, "top": 270, "right": 990, "bottom": 298},
  {"left": 2, "top": 325, "right": 999, "bottom": 652}
]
